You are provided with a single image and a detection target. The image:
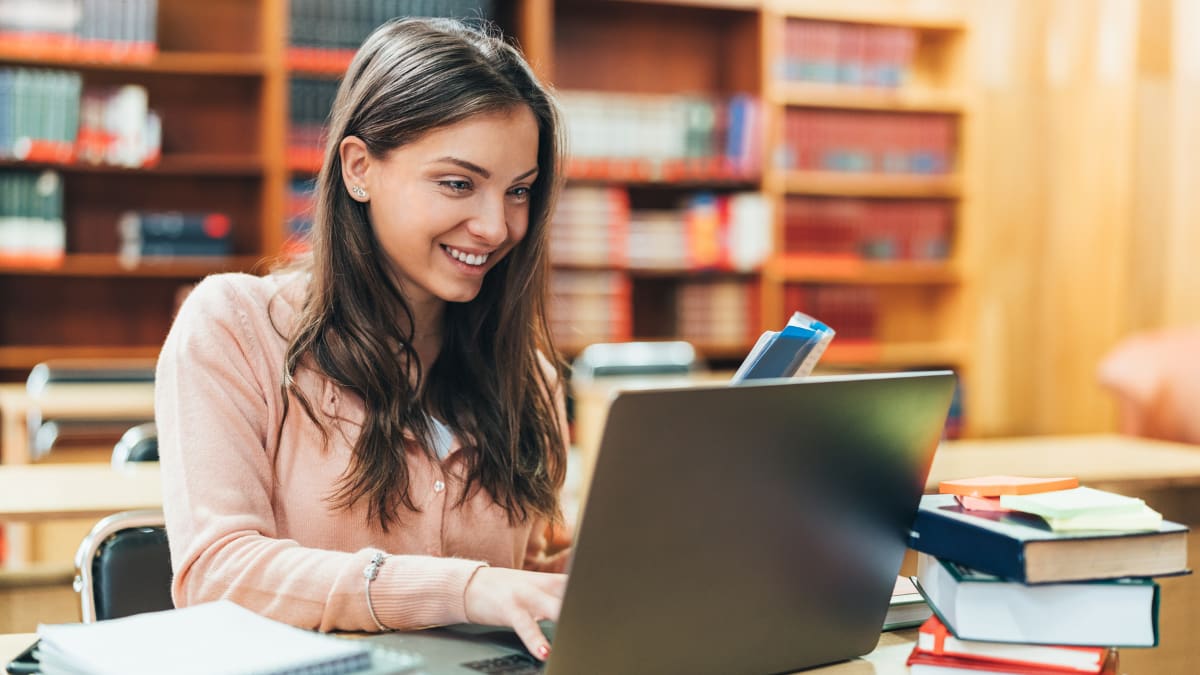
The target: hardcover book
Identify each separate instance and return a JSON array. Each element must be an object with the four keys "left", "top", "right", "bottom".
[
  {"left": 908, "top": 494, "right": 1188, "bottom": 584},
  {"left": 913, "top": 615, "right": 1110, "bottom": 673},
  {"left": 915, "top": 554, "right": 1159, "bottom": 647}
]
